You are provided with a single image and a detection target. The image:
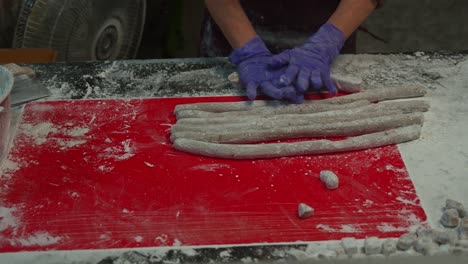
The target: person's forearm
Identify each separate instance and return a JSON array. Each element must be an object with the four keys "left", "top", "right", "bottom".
[
  {"left": 205, "top": 0, "right": 257, "bottom": 48},
  {"left": 328, "top": 0, "right": 378, "bottom": 39}
]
